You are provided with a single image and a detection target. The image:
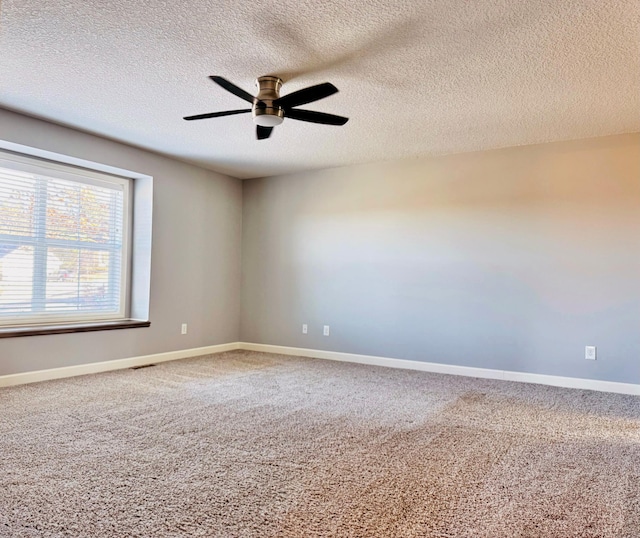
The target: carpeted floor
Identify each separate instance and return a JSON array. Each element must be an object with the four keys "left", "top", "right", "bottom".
[{"left": 1, "top": 350, "right": 639, "bottom": 537}]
